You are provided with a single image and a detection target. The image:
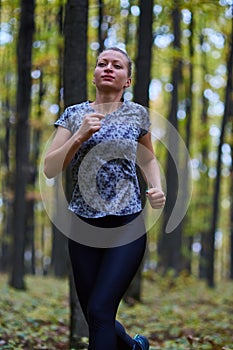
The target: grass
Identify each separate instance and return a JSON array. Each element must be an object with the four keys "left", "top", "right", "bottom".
[{"left": 0, "top": 272, "right": 233, "bottom": 349}]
